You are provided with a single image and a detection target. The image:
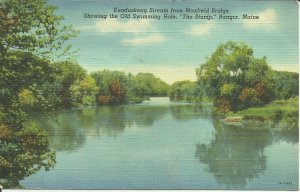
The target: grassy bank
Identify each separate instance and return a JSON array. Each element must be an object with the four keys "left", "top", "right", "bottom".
[{"left": 227, "top": 97, "right": 298, "bottom": 131}]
